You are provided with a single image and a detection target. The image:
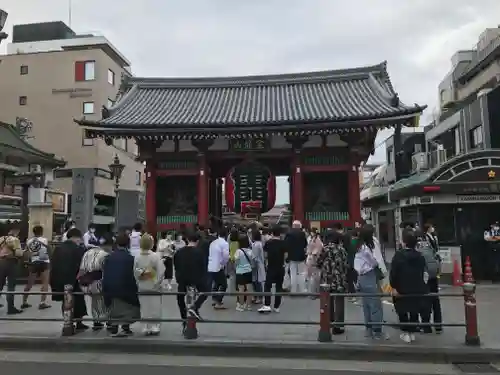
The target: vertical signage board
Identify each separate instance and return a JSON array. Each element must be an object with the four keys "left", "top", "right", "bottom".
[{"left": 71, "top": 168, "right": 95, "bottom": 232}]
